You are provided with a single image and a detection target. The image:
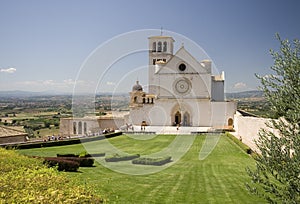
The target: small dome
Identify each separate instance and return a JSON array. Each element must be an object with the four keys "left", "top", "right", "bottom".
[{"left": 132, "top": 81, "right": 143, "bottom": 91}]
